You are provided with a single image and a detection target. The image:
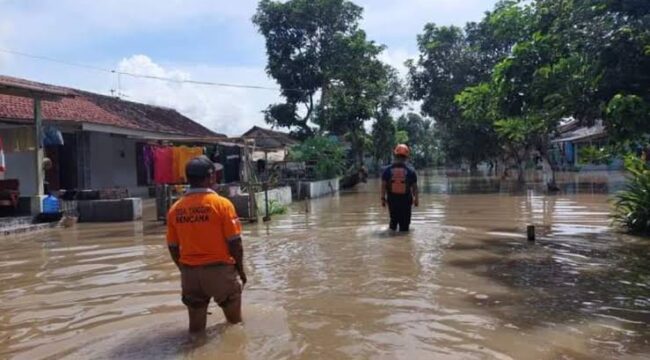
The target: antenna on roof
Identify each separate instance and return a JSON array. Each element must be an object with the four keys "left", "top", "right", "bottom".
[
  {"left": 109, "top": 70, "right": 127, "bottom": 98},
  {"left": 117, "top": 72, "right": 123, "bottom": 98},
  {"left": 110, "top": 70, "right": 119, "bottom": 98}
]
